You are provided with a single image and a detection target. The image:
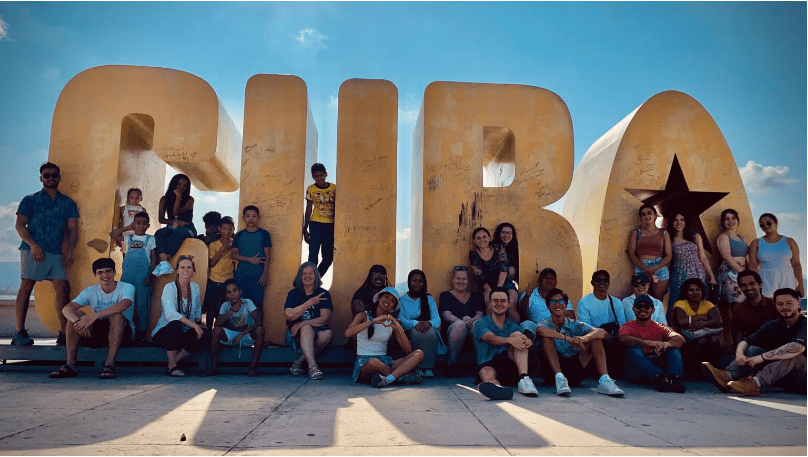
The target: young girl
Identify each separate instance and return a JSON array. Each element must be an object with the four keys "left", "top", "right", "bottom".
[
  {"left": 109, "top": 211, "right": 156, "bottom": 342},
  {"left": 152, "top": 256, "right": 210, "bottom": 376},
  {"left": 345, "top": 287, "right": 424, "bottom": 387},
  {"left": 115, "top": 188, "right": 146, "bottom": 251}
]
